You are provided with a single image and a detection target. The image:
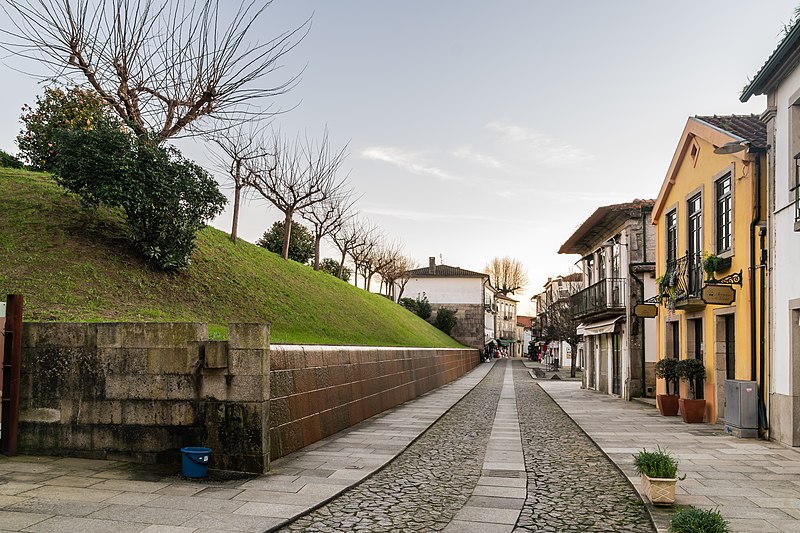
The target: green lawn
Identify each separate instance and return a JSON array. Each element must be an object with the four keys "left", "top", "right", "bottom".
[{"left": 0, "top": 168, "right": 462, "bottom": 347}]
